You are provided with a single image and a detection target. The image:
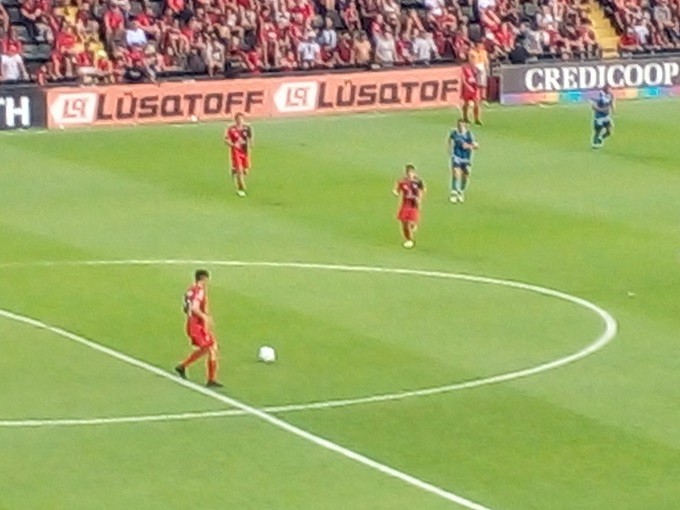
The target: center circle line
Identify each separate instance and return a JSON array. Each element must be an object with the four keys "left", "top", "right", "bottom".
[{"left": 0, "top": 259, "right": 617, "bottom": 428}]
